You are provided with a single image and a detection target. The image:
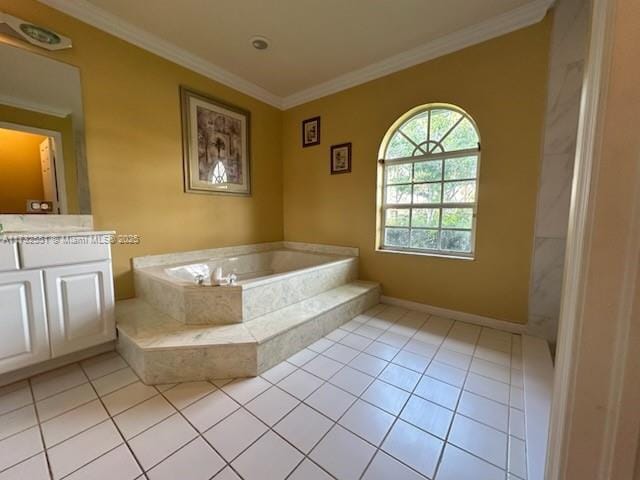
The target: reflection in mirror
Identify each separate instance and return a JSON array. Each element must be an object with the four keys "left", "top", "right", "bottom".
[{"left": 0, "top": 42, "right": 89, "bottom": 214}]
